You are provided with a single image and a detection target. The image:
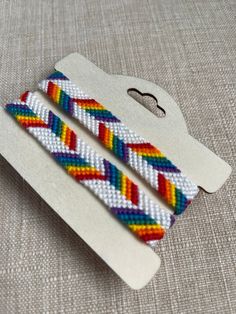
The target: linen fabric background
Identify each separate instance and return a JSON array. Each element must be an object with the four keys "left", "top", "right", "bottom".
[{"left": 0, "top": 0, "right": 235, "bottom": 313}]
